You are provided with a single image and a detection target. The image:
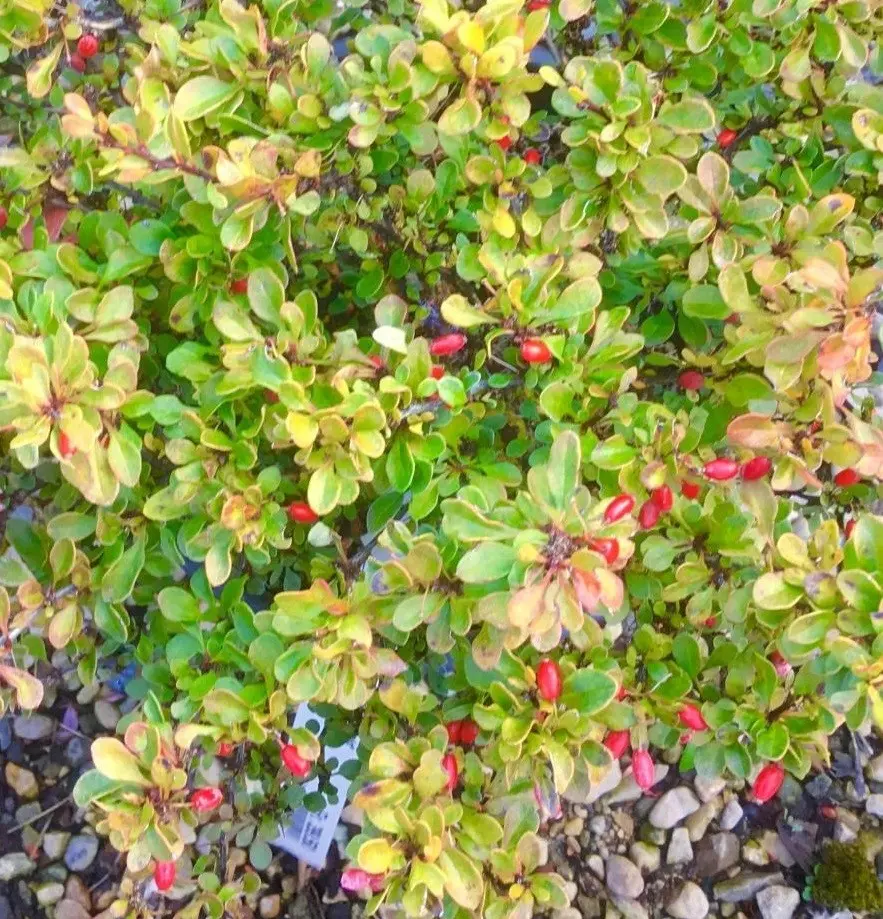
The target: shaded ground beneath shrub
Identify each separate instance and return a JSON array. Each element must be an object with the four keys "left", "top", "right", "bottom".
[{"left": 2, "top": 679, "right": 882, "bottom": 919}]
